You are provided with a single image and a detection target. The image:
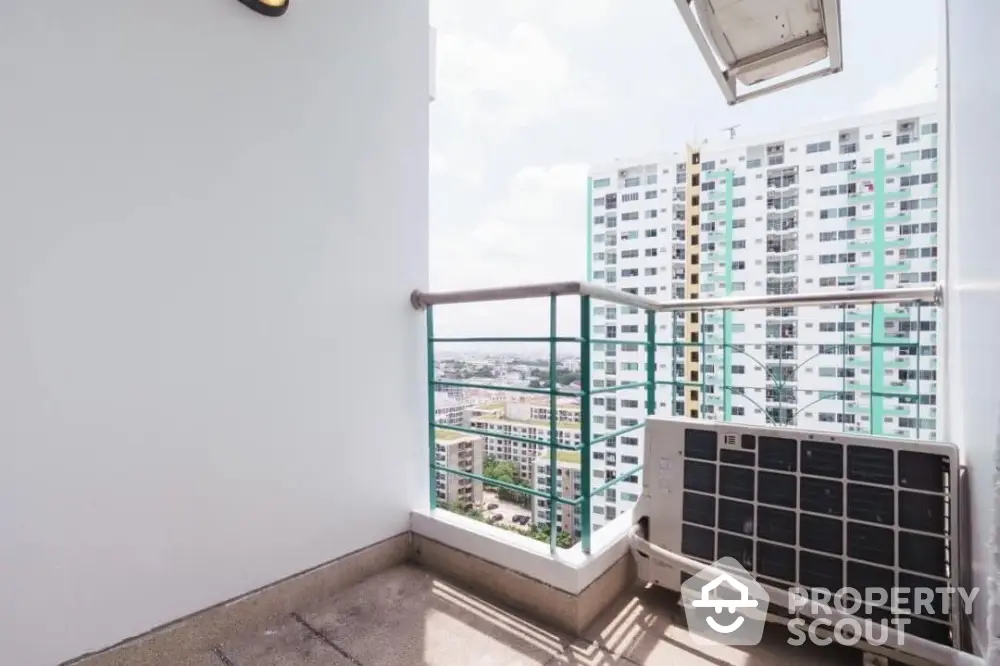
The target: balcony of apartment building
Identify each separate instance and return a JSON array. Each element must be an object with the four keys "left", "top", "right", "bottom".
[{"left": 3, "top": 2, "right": 1000, "bottom": 666}]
